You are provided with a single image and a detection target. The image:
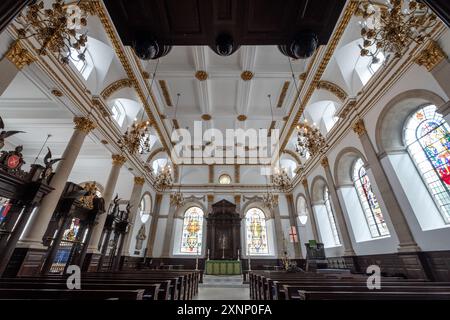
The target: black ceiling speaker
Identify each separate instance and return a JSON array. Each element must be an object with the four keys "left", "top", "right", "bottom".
[
  {"left": 278, "top": 31, "right": 318, "bottom": 59},
  {"left": 211, "top": 33, "right": 240, "bottom": 56},
  {"left": 132, "top": 34, "right": 172, "bottom": 60}
]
